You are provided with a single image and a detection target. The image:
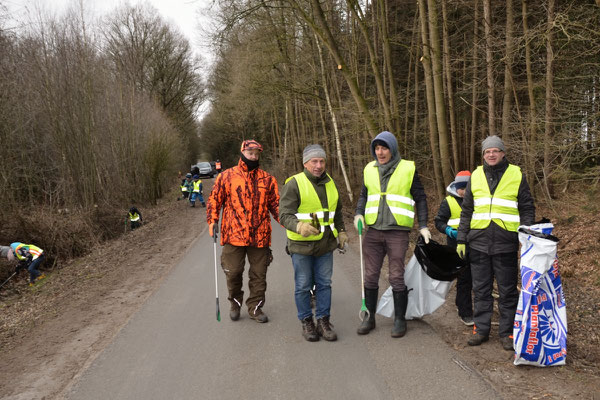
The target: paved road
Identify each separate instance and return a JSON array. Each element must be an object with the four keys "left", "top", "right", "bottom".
[{"left": 66, "top": 222, "right": 497, "bottom": 399}]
